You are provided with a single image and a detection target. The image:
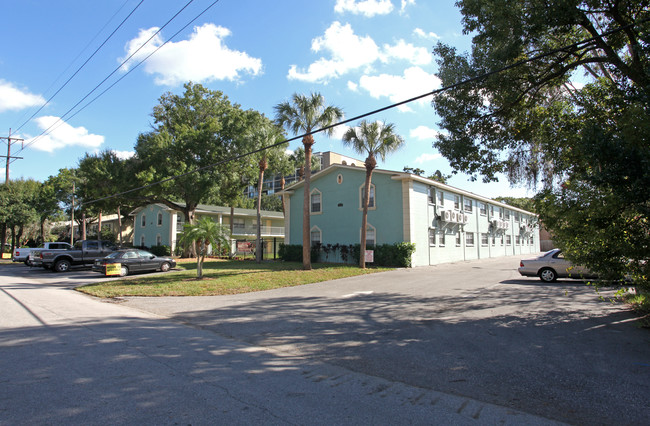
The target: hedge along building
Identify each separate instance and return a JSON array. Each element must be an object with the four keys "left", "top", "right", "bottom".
[
  {"left": 280, "top": 164, "right": 540, "bottom": 267},
  {"left": 130, "top": 203, "right": 285, "bottom": 256}
]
